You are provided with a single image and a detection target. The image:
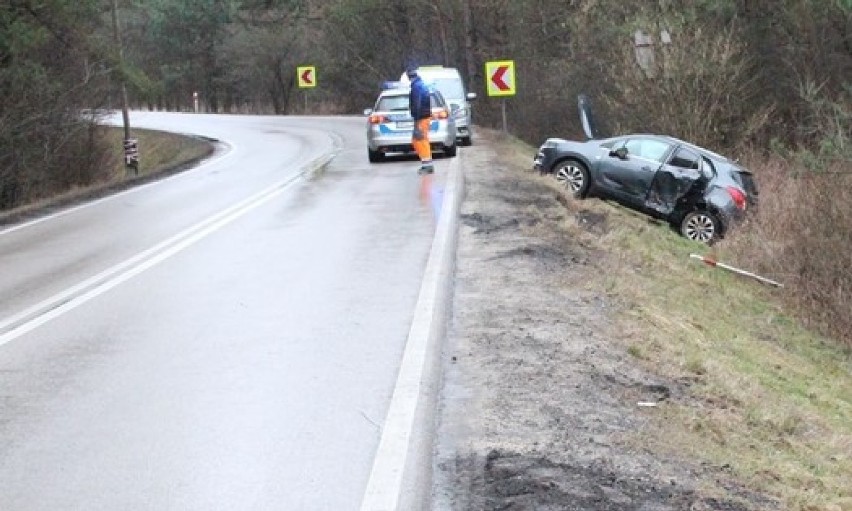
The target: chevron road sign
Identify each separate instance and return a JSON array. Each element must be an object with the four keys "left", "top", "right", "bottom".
[
  {"left": 485, "top": 60, "right": 515, "bottom": 97},
  {"left": 297, "top": 66, "right": 316, "bottom": 88}
]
